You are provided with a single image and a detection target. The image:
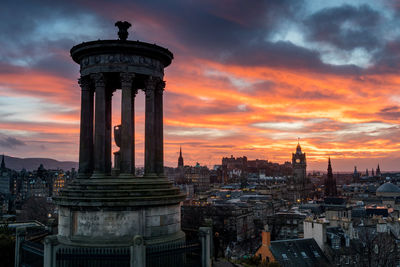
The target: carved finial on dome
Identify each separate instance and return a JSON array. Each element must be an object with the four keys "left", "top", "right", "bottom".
[{"left": 115, "top": 21, "right": 132, "bottom": 41}]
